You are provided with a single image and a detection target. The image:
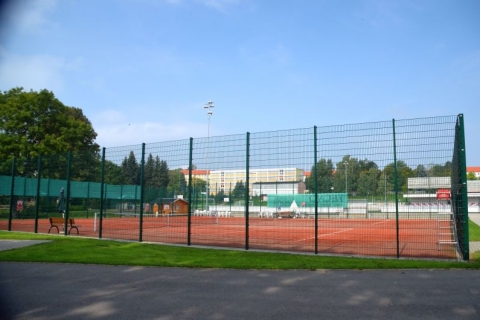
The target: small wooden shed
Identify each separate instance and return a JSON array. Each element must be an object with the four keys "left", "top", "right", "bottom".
[{"left": 161, "top": 198, "right": 189, "bottom": 215}]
